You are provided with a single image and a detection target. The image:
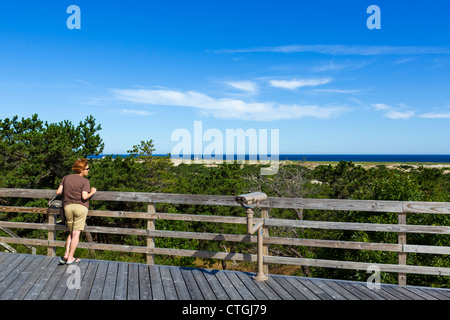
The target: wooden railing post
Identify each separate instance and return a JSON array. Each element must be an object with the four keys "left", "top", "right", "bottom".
[
  {"left": 254, "top": 224, "right": 268, "bottom": 281},
  {"left": 261, "top": 207, "right": 269, "bottom": 275},
  {"left": 47, "top": 208, "right": 57, "bottom": 257},
  {"left": 146, "top": 202, "right": 156, "bottom": 265},
  {"left": 398, "top": 211, "right": 407, "bottom": 286}
]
